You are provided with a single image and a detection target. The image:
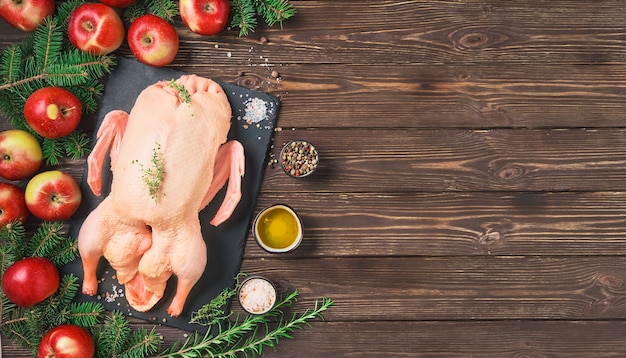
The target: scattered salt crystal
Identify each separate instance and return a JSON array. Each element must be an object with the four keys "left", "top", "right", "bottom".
[
  {"left": 227, "top": 52, "right": 232, "bottom": 58},
  {"left": 105, "top": 284, "right": 121, "bottom": 302},
  {"left": 243, "top": 97, "right": 269, "bottom": 124}
]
